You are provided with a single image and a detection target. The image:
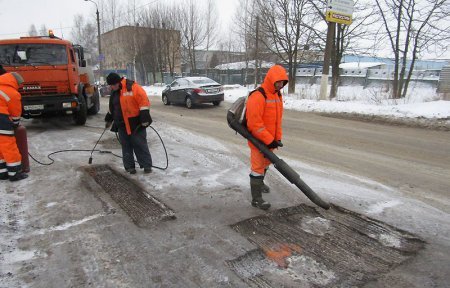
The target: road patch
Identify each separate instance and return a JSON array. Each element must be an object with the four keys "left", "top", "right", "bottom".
[
  {"left": 228, "top": 204, "right": 424, "bottom": 287},
  {"left": 85, "top": 164, "right": 175, "bottom": 227}
]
